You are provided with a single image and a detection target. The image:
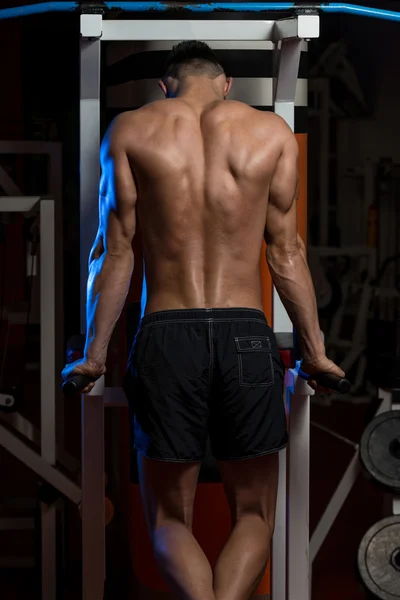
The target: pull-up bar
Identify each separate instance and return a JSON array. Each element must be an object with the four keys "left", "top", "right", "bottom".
[{"left": 1, "top": 2, "right": 400, "bottom": 22}]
